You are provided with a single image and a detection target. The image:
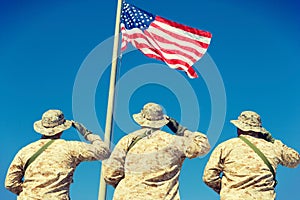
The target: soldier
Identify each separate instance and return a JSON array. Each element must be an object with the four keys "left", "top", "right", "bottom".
[
  {"left": 103, "top": 102, "right": 210, "bottom": 200},
  {"left": 203, "top": 111, "right": 300, "bottom": 200},
  {"left": 5, "top": 109, "right": 110, "bottom": 200}
]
